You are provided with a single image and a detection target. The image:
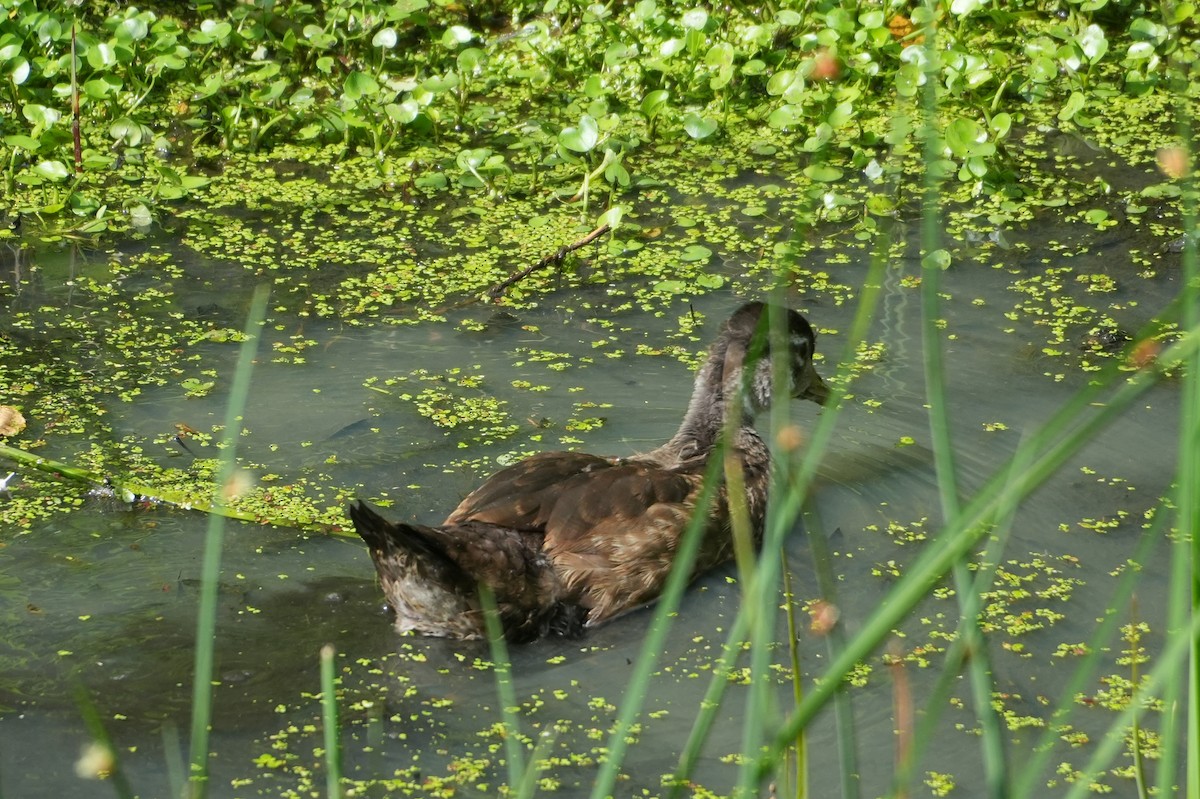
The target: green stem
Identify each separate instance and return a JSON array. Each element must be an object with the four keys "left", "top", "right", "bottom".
[{"left": 187, "top": 284, "right": 270, "bottom": 798}]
